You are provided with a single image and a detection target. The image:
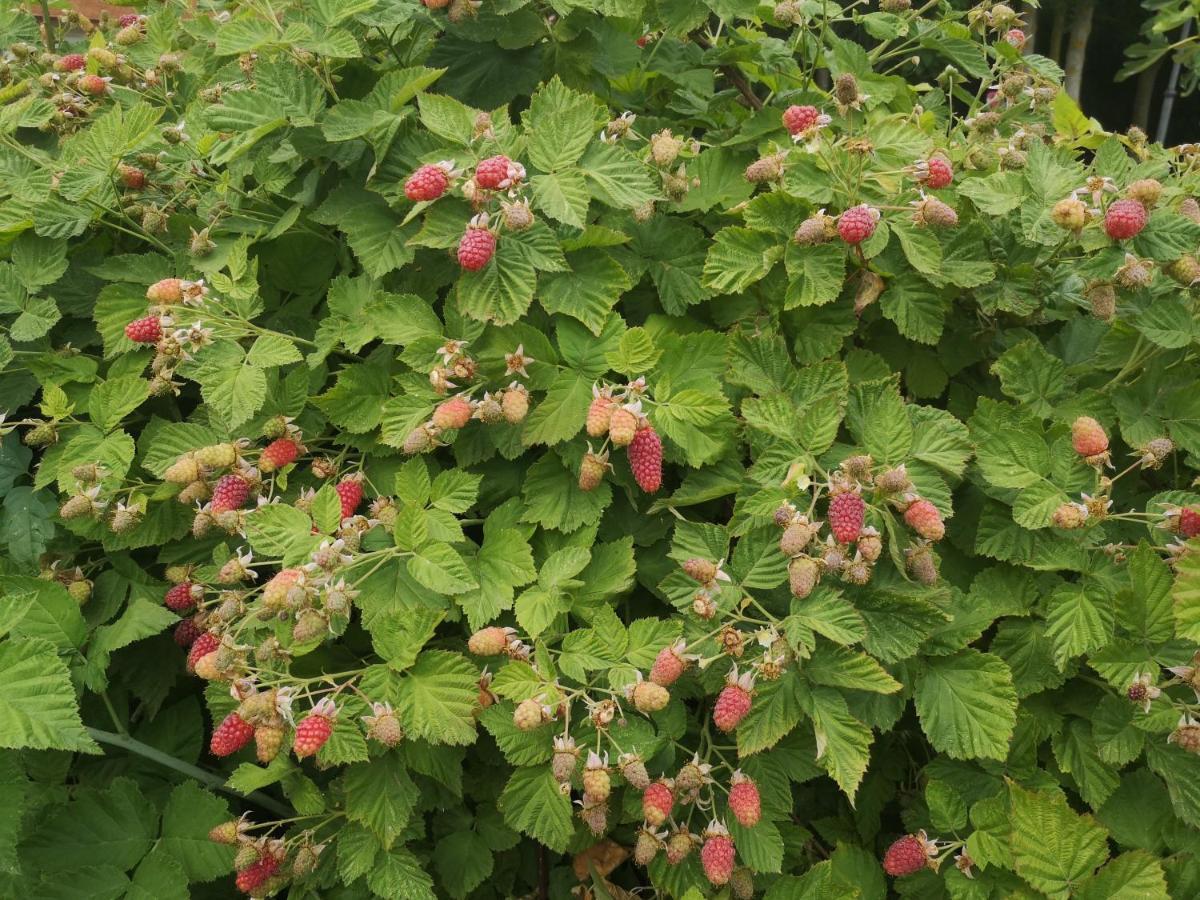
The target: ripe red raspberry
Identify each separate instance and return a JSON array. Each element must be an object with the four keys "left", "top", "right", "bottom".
[
  {"left": 55, "top": 53, "right": 86, "bottom": 72},
  {"left": 1180, "top": 507, "right": 1200, "bottom": 538},
  {"left": 164, "top": 581, "right": 201, "bottom": 613},
  {"left": 701, "top": 827, "right": 736, "bottom": 886},
  {"left": 629, "top": 425, "right": 663, "bottom": 493},
  {"left": 903, "top": 499, "right": 944, "bottom": 542},
  {"left": 1071, "top": 416, "right": 1109, "bottom": 458},
  {"left": 210, "top": 474, "right": 250, "bottom": 515},
  {"left": 433, "top": 396, "right": 472, "bottom": 430},
  {"left": 713, "top": 671, "right": 754, "bottom": 732},
  {"left": 643, "top": 782, "right": 674, "bottom": 826},
  {"left": 118, "top": 13, "right": 141, "bottom": 26},
  {"left": 923, "top": 156, "right": 953, "bottom": 189},
  {"left": 838, "top": 205, "right": 879, "bottom": 245},
  {"left": 728, "top": 772, "right": 761, "bottom": 827},
  {"left": 210, "top": 711, "right": 254, "bottom": 757},
  {"left": 335, "top": 477, "right": 364, "bottom": 518},
  {"left": 1105, "top": 199, "right": 1148, "bottom": 241},
  {"left": 458, "top": 224, "right": 496, "bottom": 271},
  {"left": 404, "top": 163, "right": 450, "bottom": 202},
  {"left": 78, "top": 74, "right": 110, "bottom": 95},
  {"left": 235, "top": 854, "right": 279, "bottom": 893},
  {"left": 883, "top": 834, "right": 932, "bottom": 876},
  {"left": 174, "top": 616, "right": 202, "bottom": 647},
  {"left": 293, "top": 700, "right": 336, "bottom": 758},
  {"left": 124, "top": 315, "right": 162, "bottom": 343},
  {"left": 259, "top": 438, "right": 301, "bottom": 473},
  {"left": 474, "top": 155, "right": 519, "bottom": 190},
  {"left": 828, "top": 490, "right": 865, "bottom": 544},
  {"left": 186, "top": 631, "right": 220, "bottom": 671},
  {"left": 782, "top": 104, "right": 820, "bottom": 136},
  {"left": 650, "top": 641, "right": 689, "bottom": 686}
]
